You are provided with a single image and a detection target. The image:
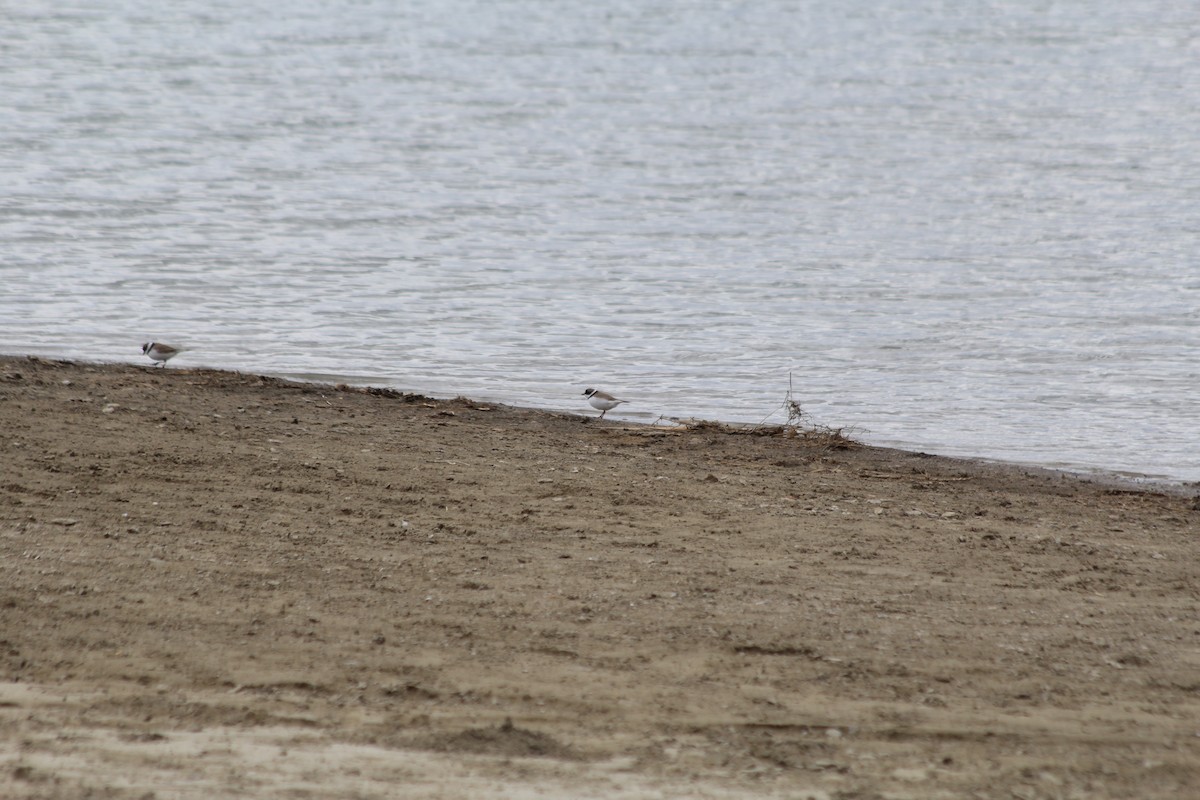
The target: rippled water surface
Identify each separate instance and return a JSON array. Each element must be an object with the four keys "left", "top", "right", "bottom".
[{"left": 3, "top": 0, "right": 1198, "bottom": 481}]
